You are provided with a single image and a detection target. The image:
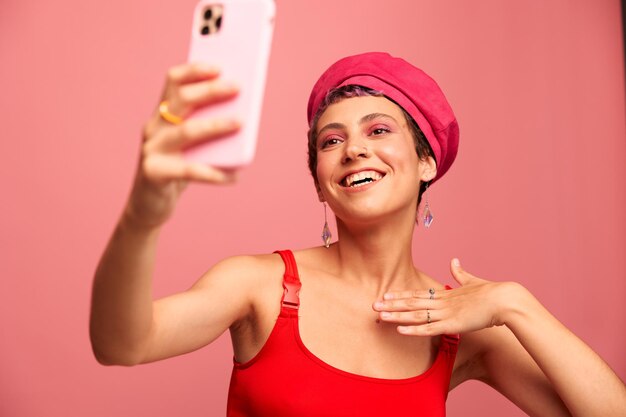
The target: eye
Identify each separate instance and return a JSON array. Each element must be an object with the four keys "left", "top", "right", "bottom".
[
  {"left": 369, "top": 125, "right": 391, "bottom": 136},
  {"left": 320, "top": 136, "right": 342, "bottom": 149}
]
